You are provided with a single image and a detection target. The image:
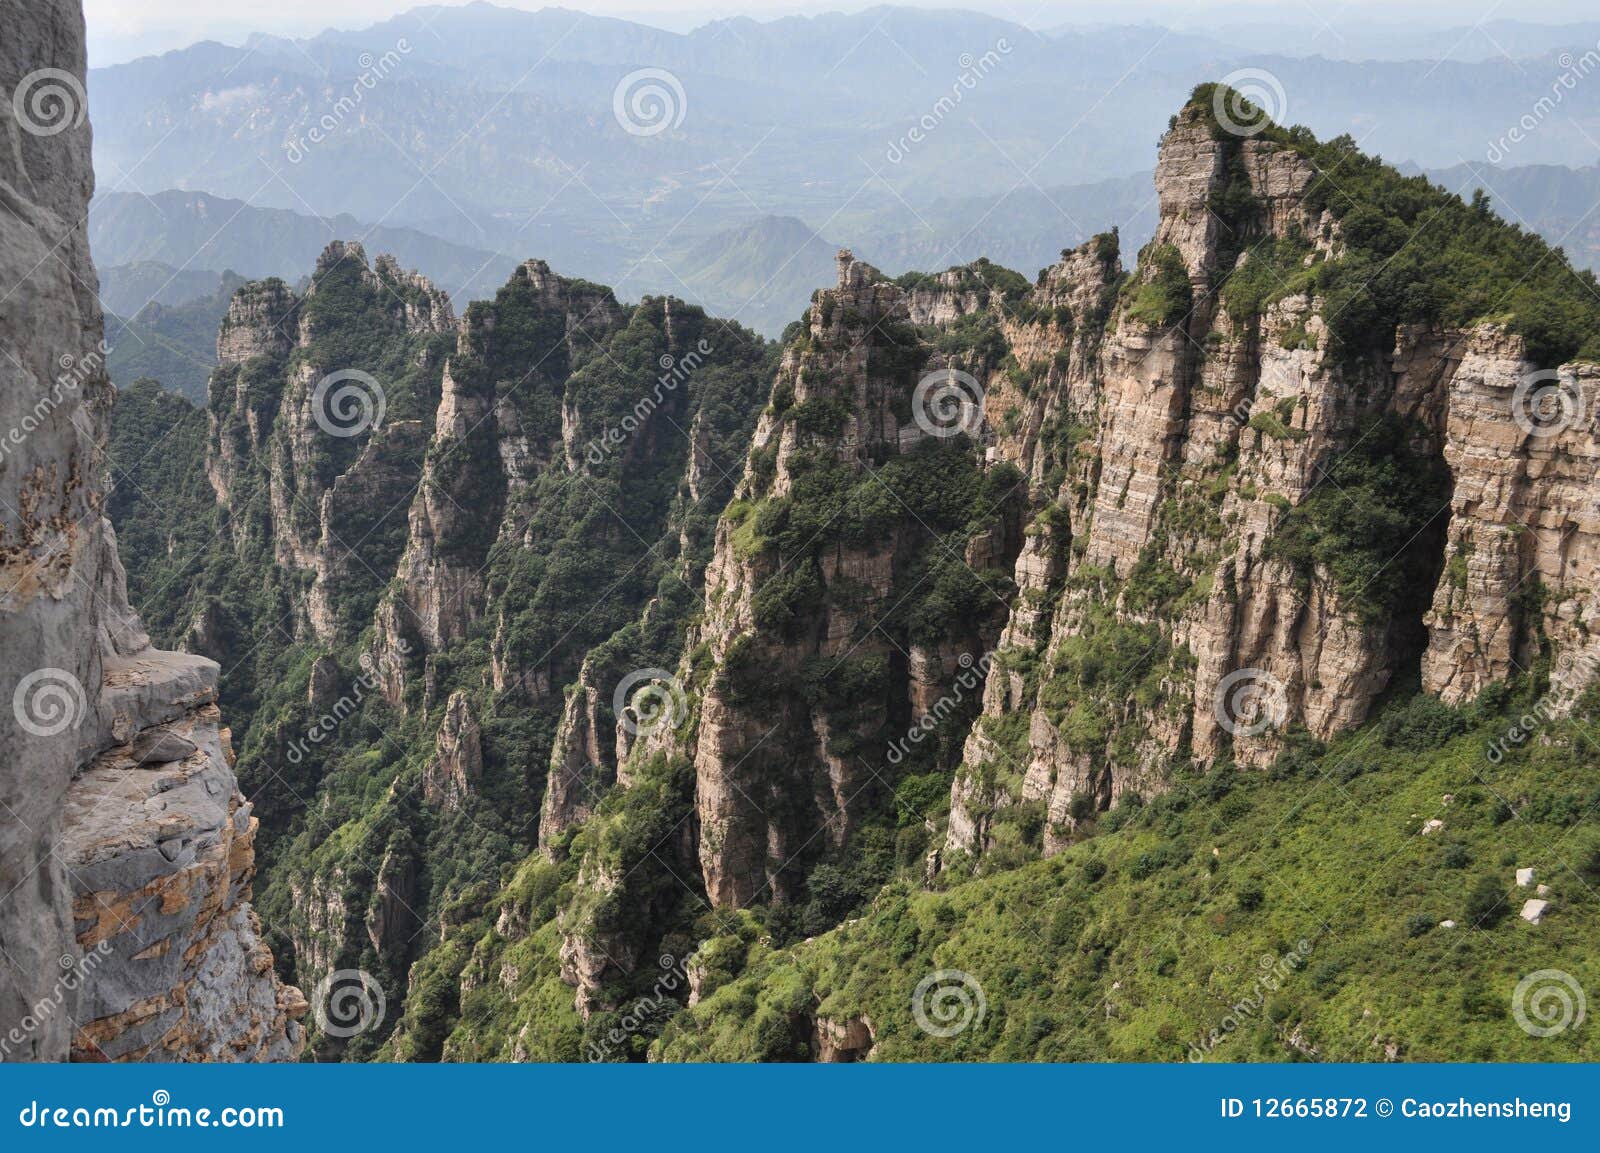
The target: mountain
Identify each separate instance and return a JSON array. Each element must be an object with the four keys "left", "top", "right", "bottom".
[
  {"left": 106, "top": 83, "right": 1600, "bottom": 1063},
  {"left": 651, "top": 214, "right": 843, "bottom": 337},
  {"left": 89, "top": 189, "right": 531, "bottom": 304},
  {"left": 99, "top": 259, "right": 233, "bottom": 314},
  {"left": 86, "top": 3, "right": 1600, "bottom": 244},
  {"left": 105, "top": 270, "right": 246, "bottom": 400},
  {"left": 1424, "top": 162, "right": 1600, "bottom": 276}
]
